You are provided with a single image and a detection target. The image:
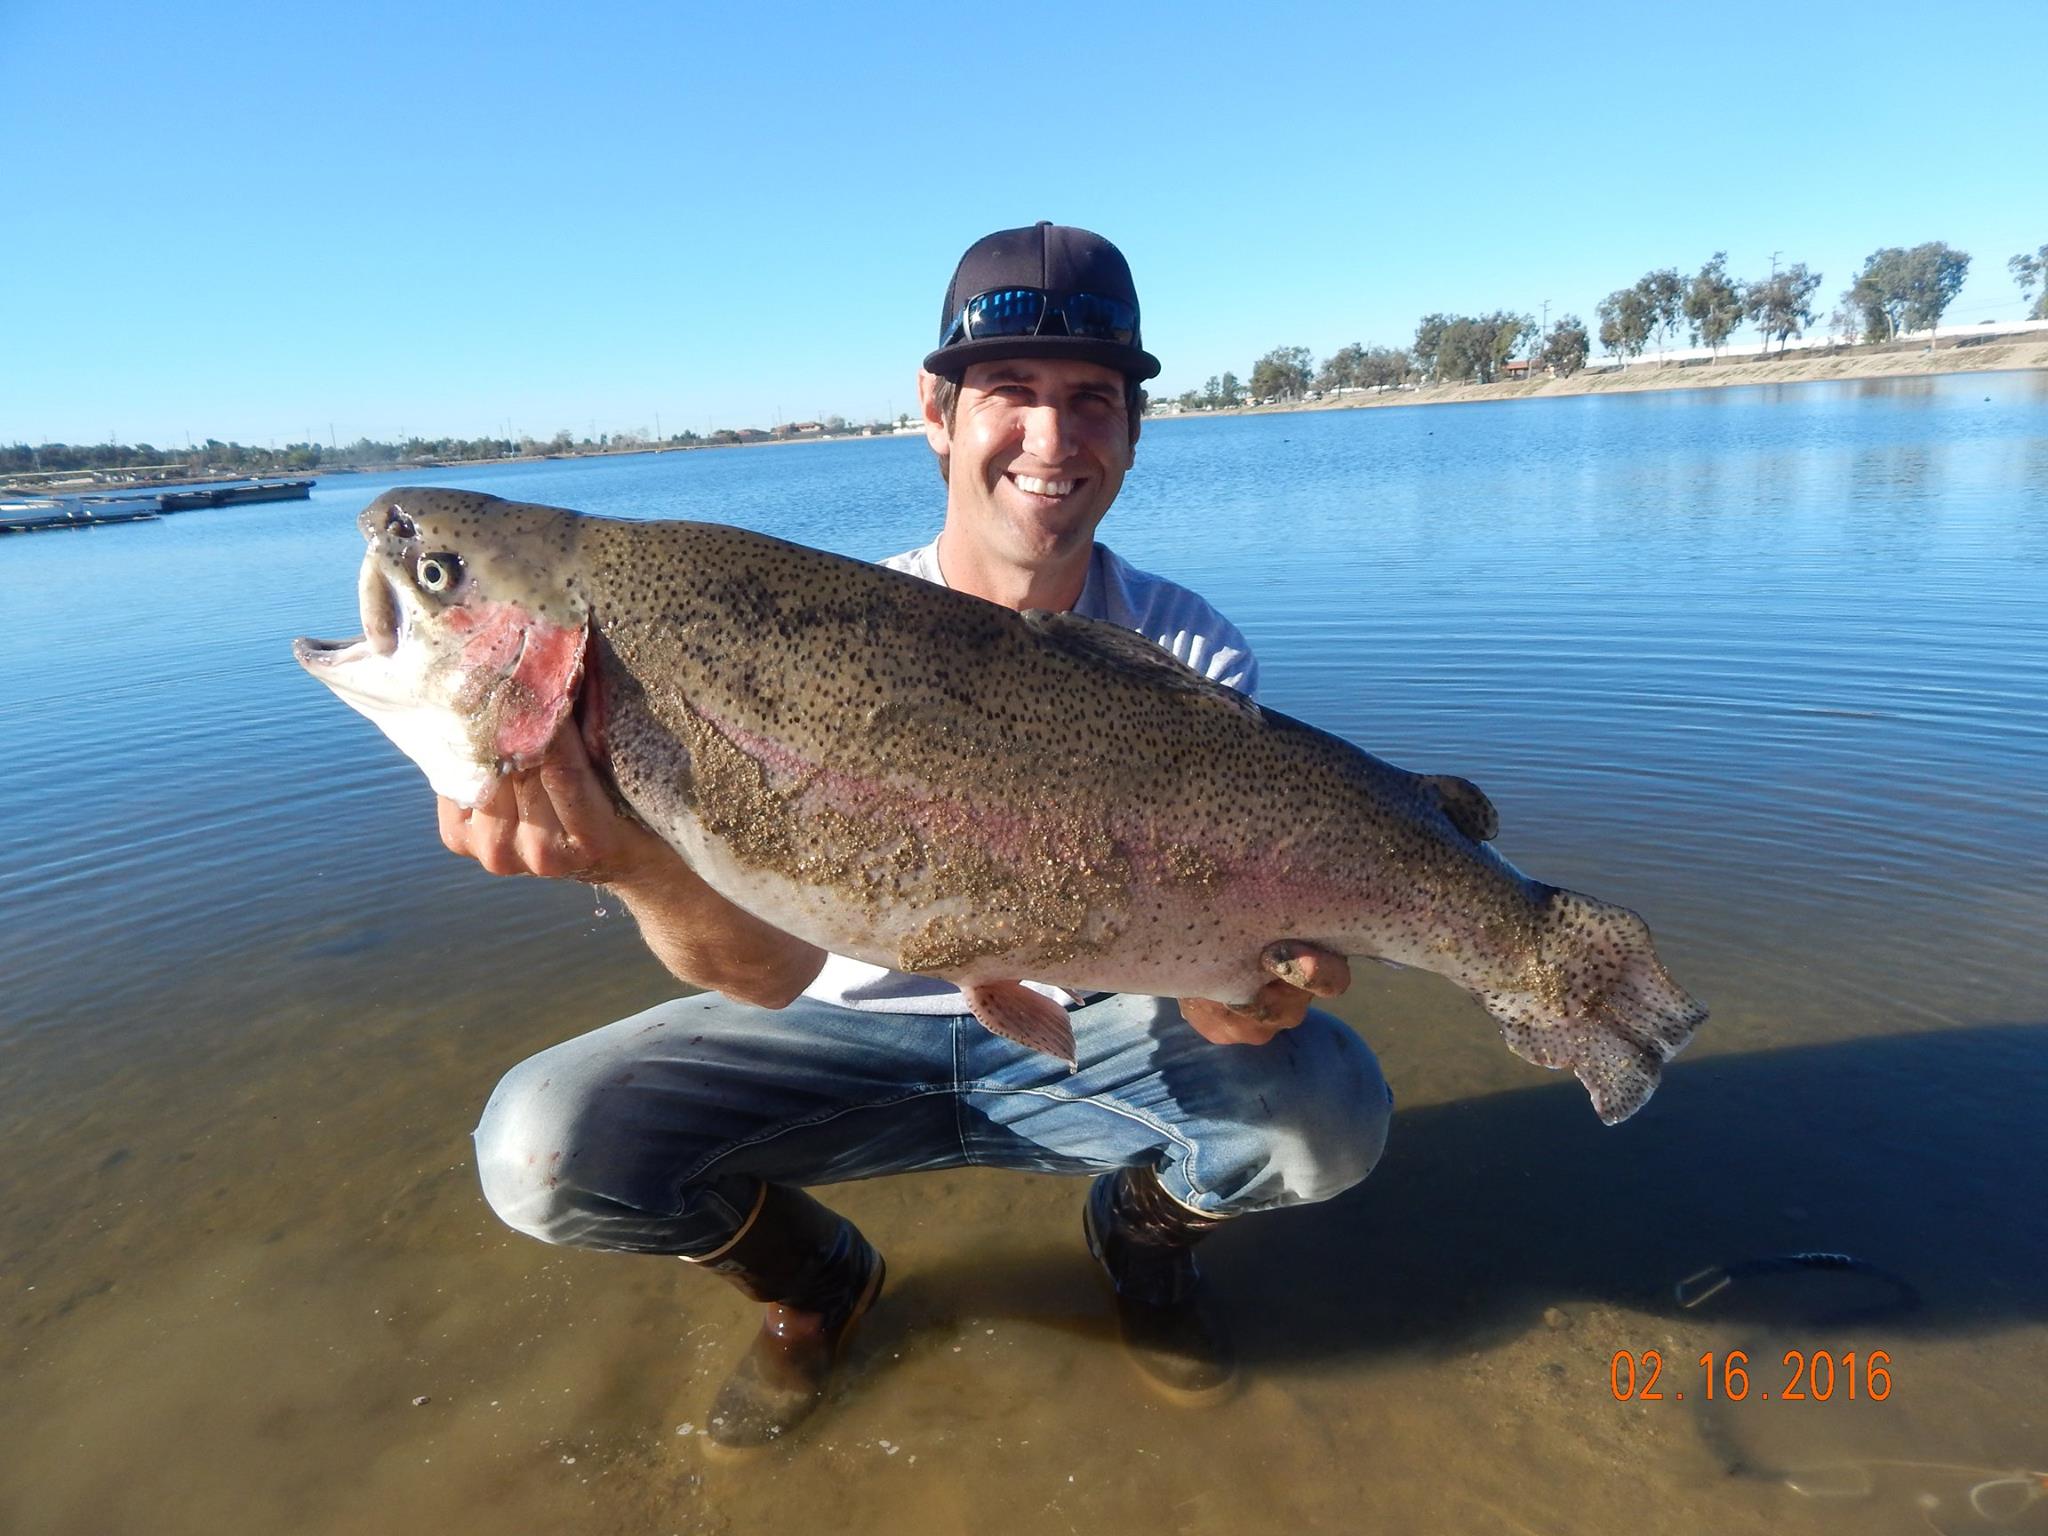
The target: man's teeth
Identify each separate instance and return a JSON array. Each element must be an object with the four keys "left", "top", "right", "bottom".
[{"left": 1012, "top": 474, "right": 1076, "bottom": 496}]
